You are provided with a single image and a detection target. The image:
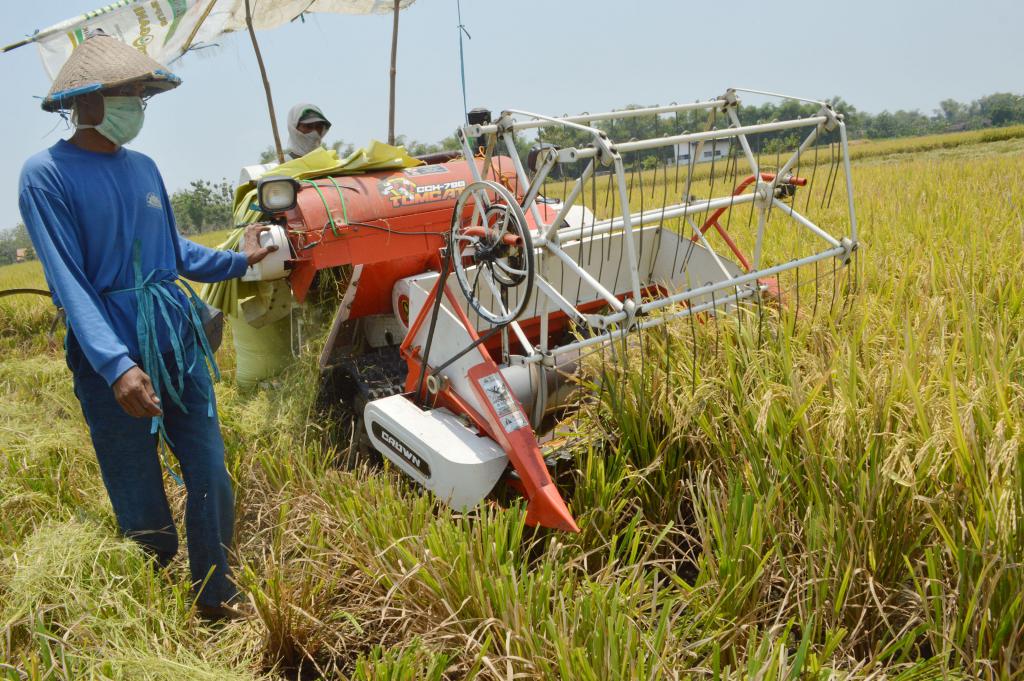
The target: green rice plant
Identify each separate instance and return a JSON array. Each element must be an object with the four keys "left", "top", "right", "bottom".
[
  {"left": 0, "top": 521, "right": 262, "bottom": 680},
  {"left": 563, "top": 141, "right": 1024, "bottom": 676},
  {"left": 691, "top": 475, "right": 775, "bottom": 636},
  {"left": 1, "top": 611, "right": 86, "bottom": 681},
  {"left": 349, "top": 639, "right": 457, "bottom": 681}
]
